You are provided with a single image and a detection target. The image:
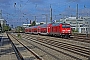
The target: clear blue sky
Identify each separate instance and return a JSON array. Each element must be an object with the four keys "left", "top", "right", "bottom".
[{"left": 0, "top": 0, "right": 90, "bottom": 27}]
